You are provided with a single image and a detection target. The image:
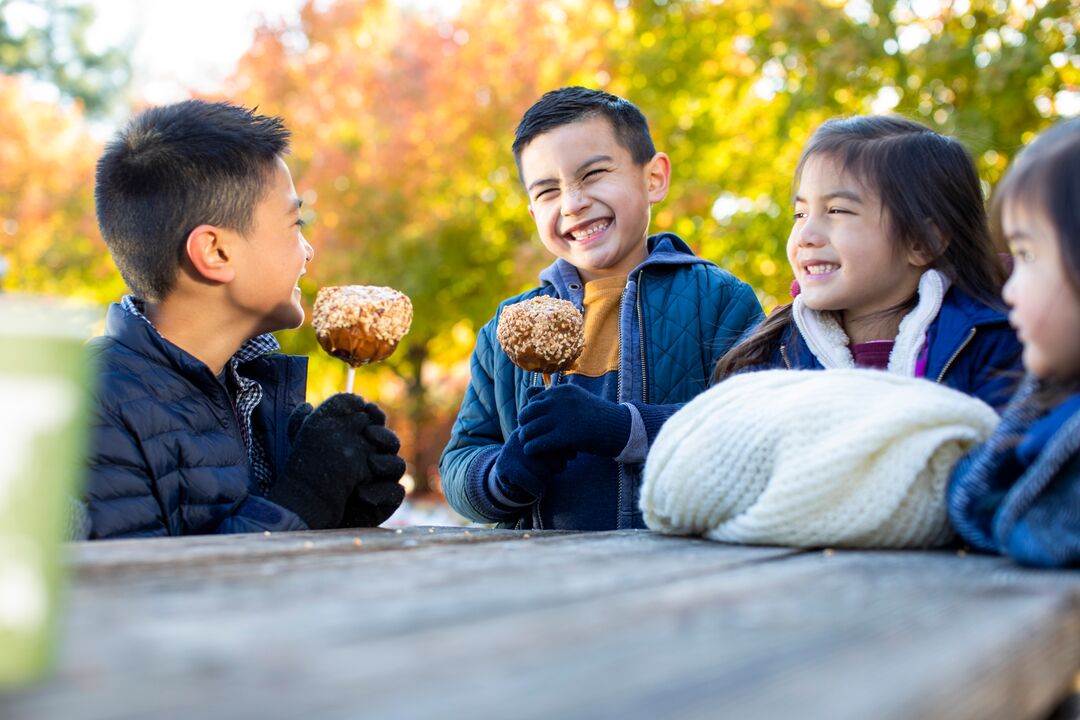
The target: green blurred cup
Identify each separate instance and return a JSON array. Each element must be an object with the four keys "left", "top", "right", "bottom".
[{"left": 0, "top": 295, "right": 97, "bottom": 687}]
